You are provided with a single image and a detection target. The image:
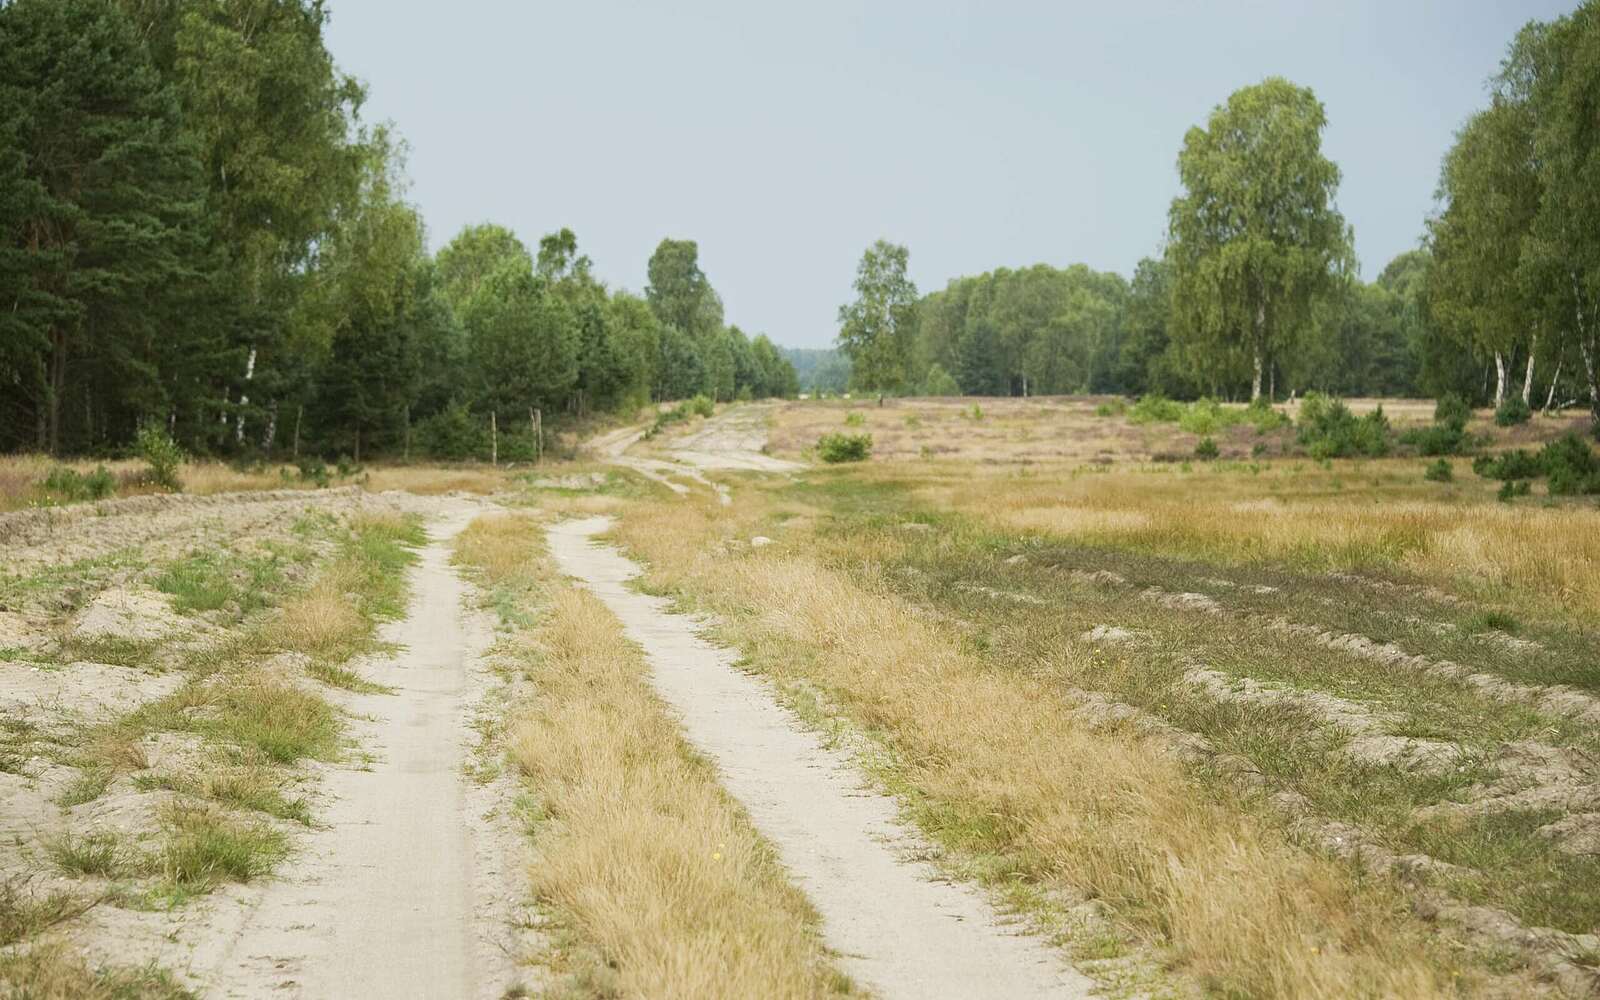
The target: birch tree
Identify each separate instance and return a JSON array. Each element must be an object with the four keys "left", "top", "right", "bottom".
[
  {"left": 837, "top": 240, "right": 918, "bottom": 393},
  {"left": 1167, "top": 78, "right": 1353, "bottom": 401}
]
